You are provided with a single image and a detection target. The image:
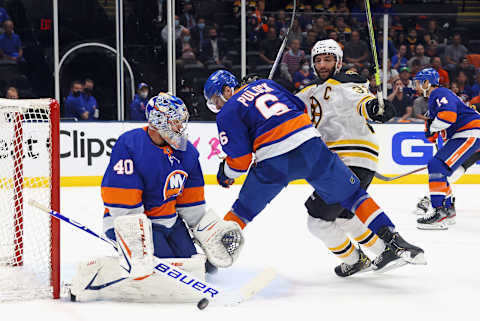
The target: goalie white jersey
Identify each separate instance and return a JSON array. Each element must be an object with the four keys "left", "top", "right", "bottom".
[{"left": 296, "top": 74, "right": 379, "bottom": 172}]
